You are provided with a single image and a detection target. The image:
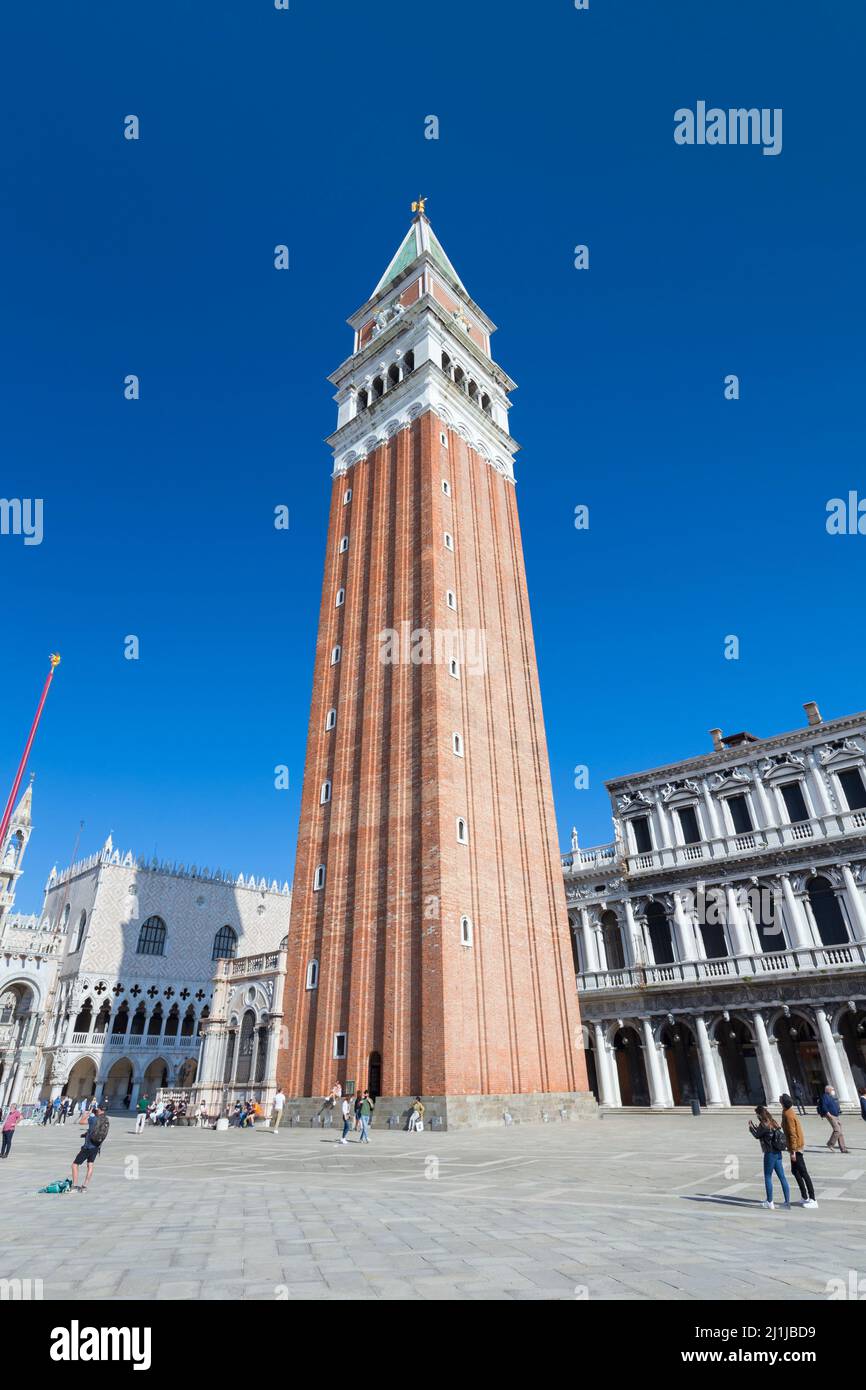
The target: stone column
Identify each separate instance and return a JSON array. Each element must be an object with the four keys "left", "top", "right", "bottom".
[
  {"left": 653, "top": 799, "right": 672, "bottom": 851},
  {"left": 579, "top": 908, "right": 598, "bottom": 973},
  {"left": 840, "top": 864, "right": 866, "bottom": 942},
  {"left": 752, "top": 1010, "right": 786, "bottom": 1103},
  {"left": 753, "top": 777, "right": 775, "bottom": 830},
  {"left": 623, "top": 899, "right": 642, "bottom": 966},
  {"left": 701, "top": 782, "right": 722, "bottom": 842},
  {"left": 593, "top": 1023, "right": 620, "bottom": 1107},
  {"left": 672, "top": 892, "right": 698, "bottom": 961},
  {"left": 693, "top": 1015, "right": 723, "bottom": 1106},
  {"left": 724, "top": 885, "right": 751, "bottom": 956},
  {"left": 780, "top": 874, "right": 811, "bottom": 949},
  {"left": 814, "top": 1007, "right": 855, "bottom": 1103},
  {"left": 807, "top": 752, "right": 834, "bottom": 819},
  {"left": 639, "top": 1018, "right": 669, "bottom": 1110}
]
